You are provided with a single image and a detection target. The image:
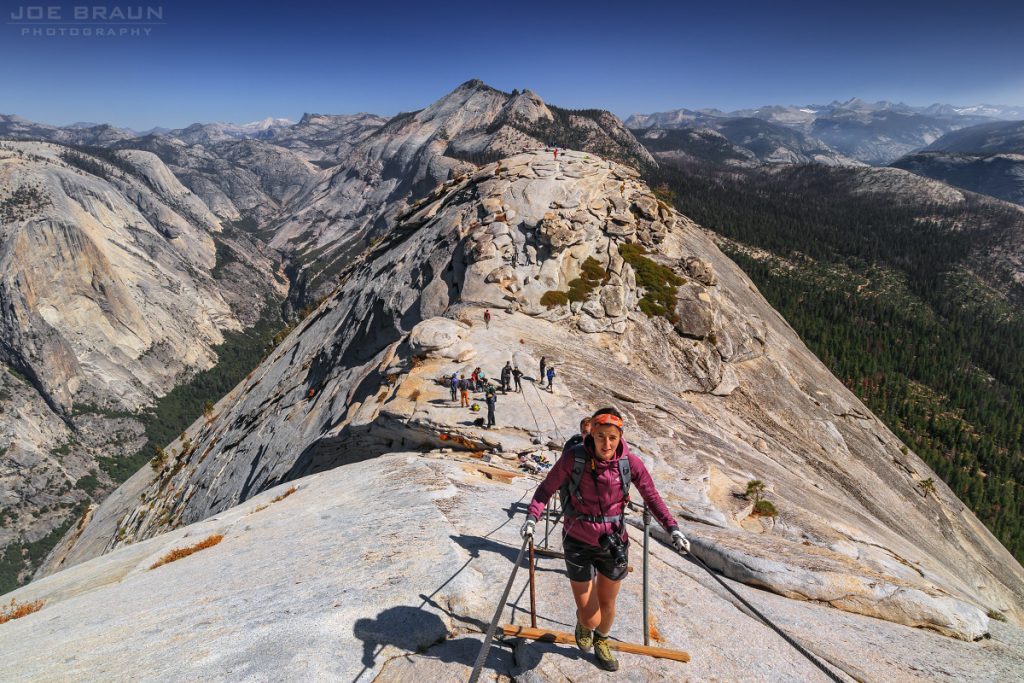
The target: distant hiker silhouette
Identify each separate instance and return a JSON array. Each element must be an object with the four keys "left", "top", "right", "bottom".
[
  {"left": 553, "top": 148, "right": 559, "bottom": 160},
  {"left": 546, "top": 366, "right": 556, "bottom": 392},
  {"left": 512, "top": 366, "right": 523, "bottom": 392},
  {"left": 486, "top": 390, "right": 497, "bottom": 428},
  {"left": 501, "top": 361, "right": 513, "bottom": 393},
  {"left": 484, "top": 309, "right": 491, "bottom": 329},
  {"left": 539, "top": 357, "right": 547, "bottom": 386}
]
